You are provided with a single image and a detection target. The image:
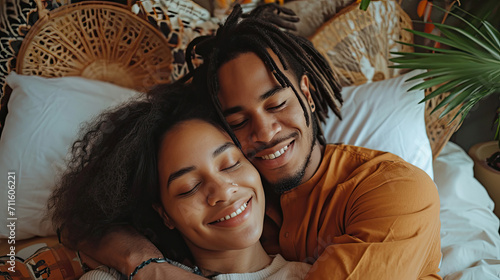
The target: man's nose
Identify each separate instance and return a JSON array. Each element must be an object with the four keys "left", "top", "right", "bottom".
[
  {"left": 251, "top": 114, "right": 281, "bottom": 144},
  {"left": 206, "top": 178, "right": 238, "bottom": 206}
]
